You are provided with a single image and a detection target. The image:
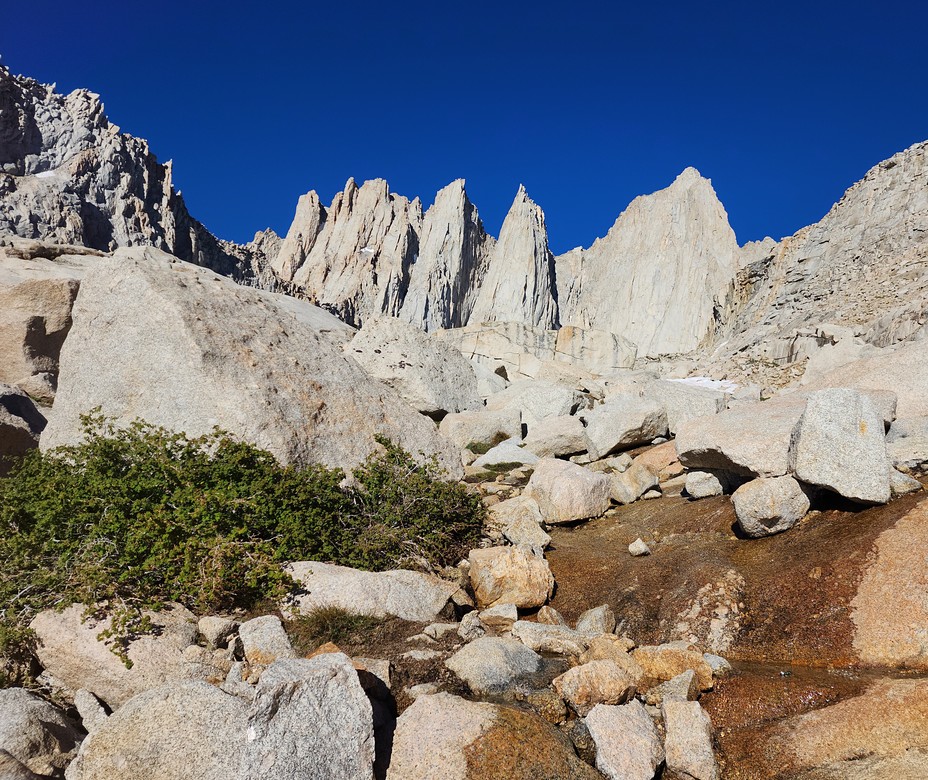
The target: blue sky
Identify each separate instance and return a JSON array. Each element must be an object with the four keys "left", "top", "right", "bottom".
[{"left": 4, "top": 0, "right": 927, "bottom": 253}]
